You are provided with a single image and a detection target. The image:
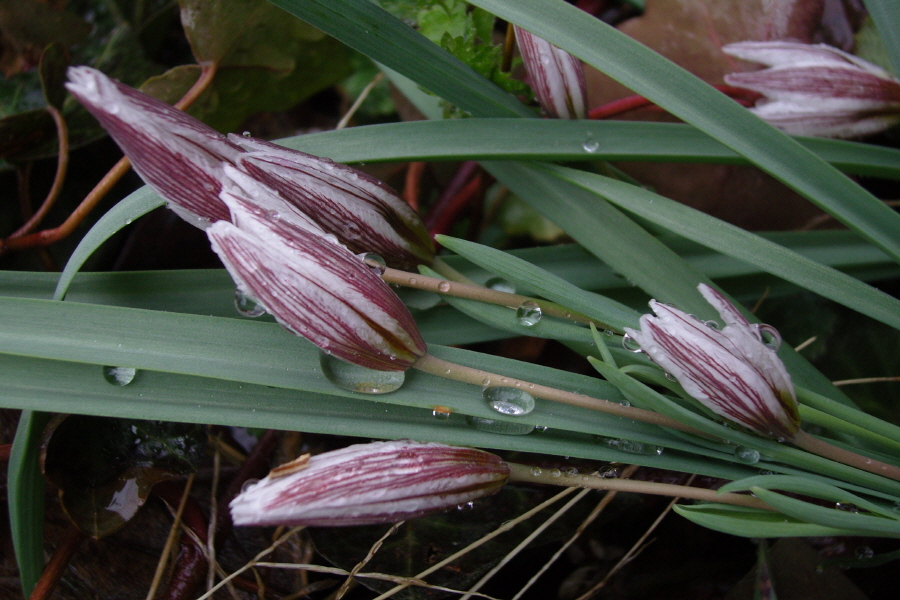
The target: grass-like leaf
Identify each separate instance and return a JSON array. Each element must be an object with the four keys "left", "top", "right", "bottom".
[{"left": 673, "top": 504, "right": 881, "bottom": 538}]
